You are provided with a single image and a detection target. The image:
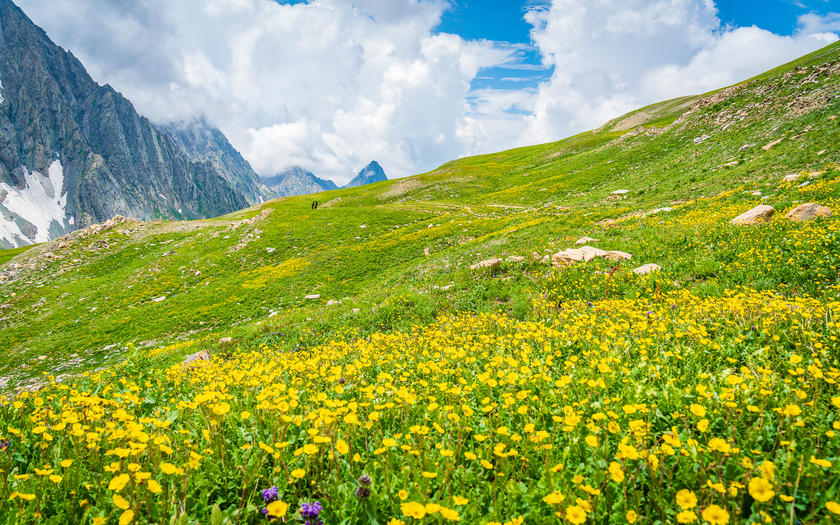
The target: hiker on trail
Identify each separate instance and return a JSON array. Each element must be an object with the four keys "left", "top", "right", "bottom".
[{"left": 312, "top": 201, "right": 318, "bottom": 210}]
